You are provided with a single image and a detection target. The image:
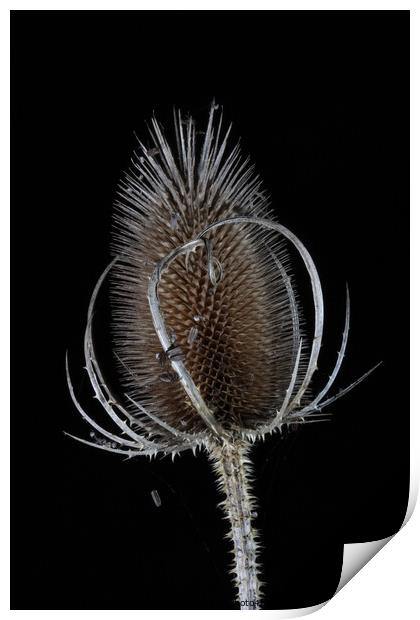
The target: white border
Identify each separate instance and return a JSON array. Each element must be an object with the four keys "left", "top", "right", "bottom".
[
  {"left": 1, "top": 2, "right": 415, "bottom": 10},
  {"left": 1, "top": 6, "right": 10, "bottom": 619},
  {"left": 3, "top": 5, "right": 417, "bottom": 619}
]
